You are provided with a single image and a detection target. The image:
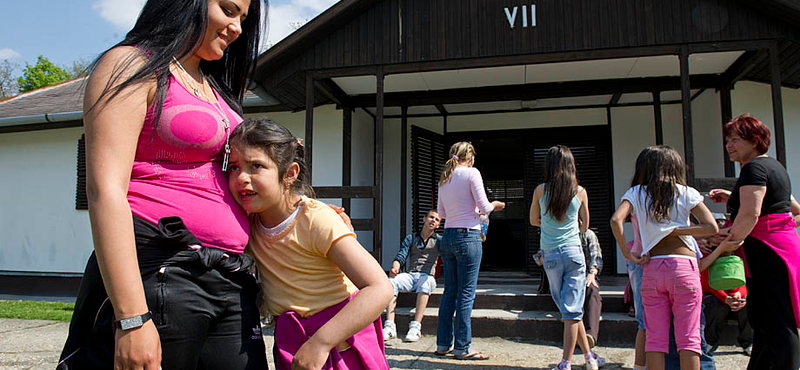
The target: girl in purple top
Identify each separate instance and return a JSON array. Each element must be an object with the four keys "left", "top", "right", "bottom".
[
  {"left": 435, "top": 142, "right": 505, "bottom": 360},
  {"left": 58, "top": 1, "right": 268, "bottom": 369}
]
